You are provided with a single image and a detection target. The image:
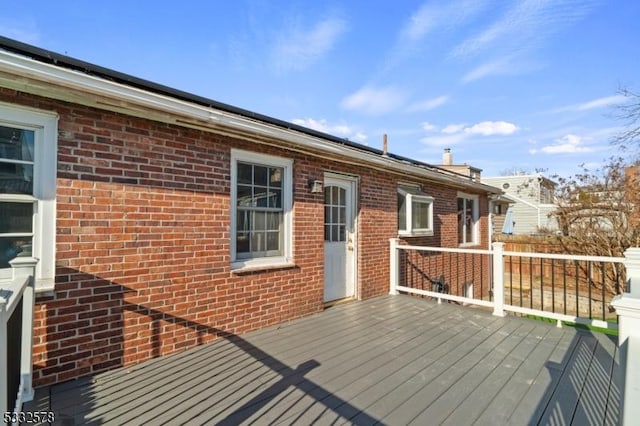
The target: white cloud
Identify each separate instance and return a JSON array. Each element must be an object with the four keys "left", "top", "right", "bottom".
[
  {"left": 454, "top": 0, "right": 598, "bottom": 82},
  {"left": 401, "top": 0, "right": 489, "bottom": 42},
  {"left": 407, "top": 95, "right": 450, "bottom": 112},
  {"left": 352, "top": 132, "right": 368, "bottom": 144},
  {"left": 461, "top": 59, "right": 509, "bottom": 83},
  {"left": 421, "top": 120, "right": 518, "bottom": 147},
  {"left": 442, "top": 124, "right": 466, "bottom": 134},
  {"left": 576, "top": 95, "right": 627, "bottom": 111},
  {"left": 460, "top": 56, "right": 543, "bottom": 83},
  {"left": 537, "top": 134, "right": 594, "bottom": 154},
  {"left": 340, "top": 86, "right": 407, "bottom": 115},
  {"left": 291, "top": 118, "right": 367, "bottom": 143},
  {"left": 271, "top": 17, "right": 347, "bottom": 72},
  {"left": 452, "top": 0, "right": 598, "bottom": 59},
  {"left": 465, "top": 121, "right": 518, "bottom": 136},
  {"left": 440, "top": 121, "right": 518, "bottom": 136},
  {"left": 550, "top": 95, "right": 628, "bottom": 113},
  {"left": 421, "top": 121, "right": 437, "bottom": 132}
]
